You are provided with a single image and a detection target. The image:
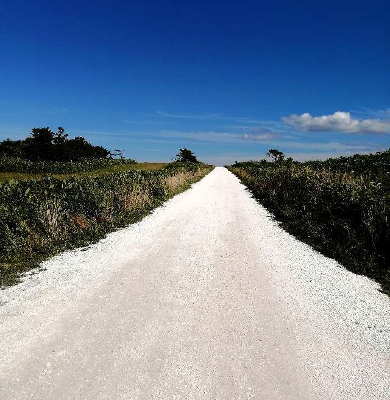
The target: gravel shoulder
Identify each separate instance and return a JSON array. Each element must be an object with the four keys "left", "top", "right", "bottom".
[{"left": 0, "top": 167, "right": 389, "bottom": 400}]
